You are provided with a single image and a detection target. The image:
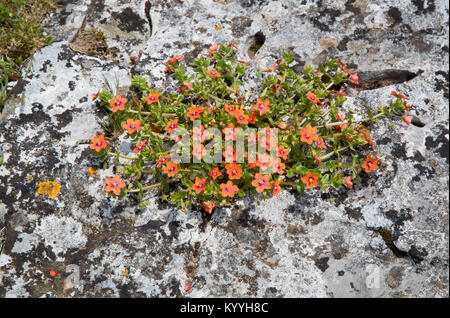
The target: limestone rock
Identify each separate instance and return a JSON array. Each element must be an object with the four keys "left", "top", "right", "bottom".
[{"left": 0, "top": 0, "right": 448, "bottom": 297}]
